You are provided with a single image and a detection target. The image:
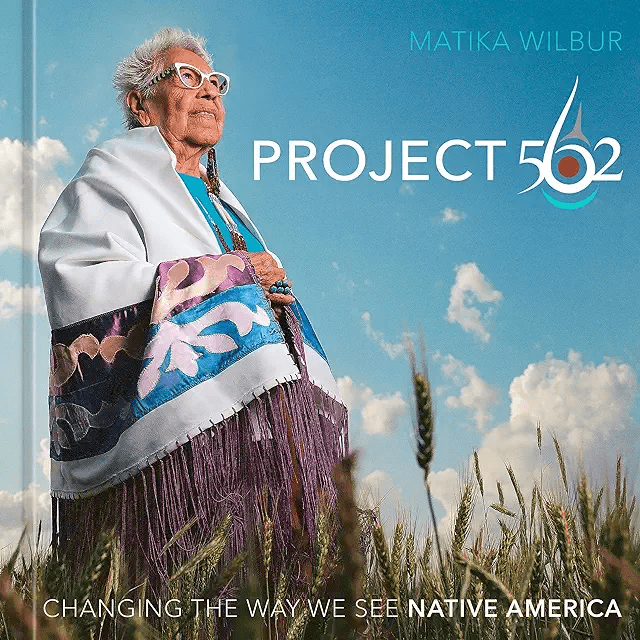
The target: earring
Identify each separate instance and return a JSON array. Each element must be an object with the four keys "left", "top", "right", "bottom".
[{"left": 206, "top": 148, "right": 221, "bottom": 198}]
